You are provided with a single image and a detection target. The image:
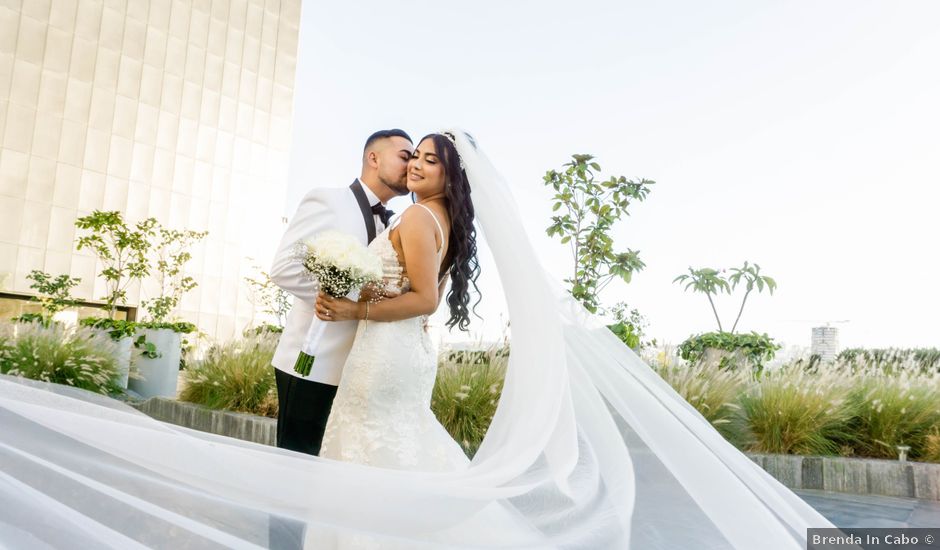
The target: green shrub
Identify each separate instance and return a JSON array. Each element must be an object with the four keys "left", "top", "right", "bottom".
[
  {"left": 179, "top": 333, "right": 278, "bottom": 416},
  {"left": 432, "top": 345, "right": 509, "bottom": 458},
  {"left": 678, "top": 331, "right": 780, "bottom": 374},
  {"left": 739, "top": 365, "right": 857, "bottom": 455},
  {"left": 136, "top": 321, "right": 198, "bottom": 334},
  {"left": 847, "top": 370, "right": 940, "bottom": 459},
  {"left": 79, "top": 317, "right": 138, "bottom": 340},
  {"left": 0, "top": 322, "right": 122, "bottom": 394}
]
